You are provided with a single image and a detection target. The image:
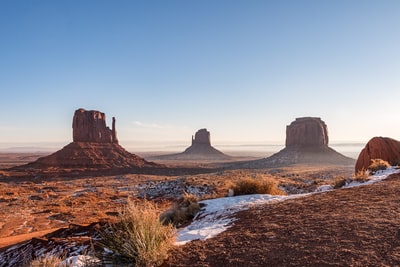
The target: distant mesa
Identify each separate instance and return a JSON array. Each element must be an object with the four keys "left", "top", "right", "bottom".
[
  {"left": 355, "top": 137, "right": 400, "bottom": 173},
  {"left": 238, "top": 117, "right": 354, "bottom": 168},
  {"left": 152, "top": 128, "right": 231, "bottom": 161},
  {"left": 12, "top": 108, "right": 160, "bottom": 173}
]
